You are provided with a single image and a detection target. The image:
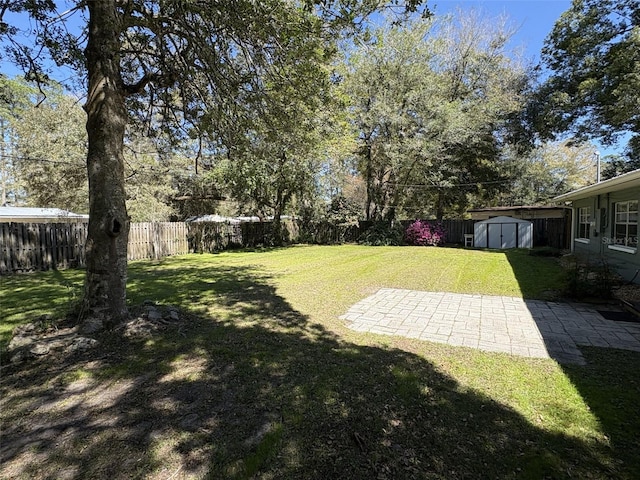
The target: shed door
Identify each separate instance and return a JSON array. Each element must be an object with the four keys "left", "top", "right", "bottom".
[
  {"left": 488, "top": 223, "right": 502, "bottom": 249},
  {"left": 488, "top": 223, "right": 517, "bottom": 249},
  {"left": 502, "top": 223, "right": 517, "bottom": 248}
]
